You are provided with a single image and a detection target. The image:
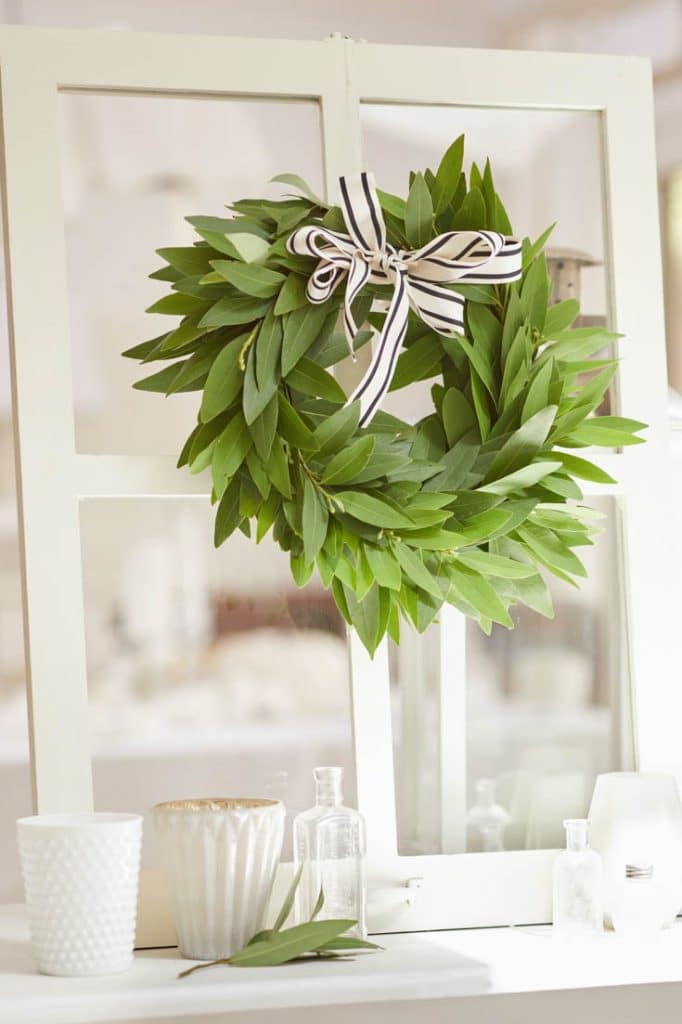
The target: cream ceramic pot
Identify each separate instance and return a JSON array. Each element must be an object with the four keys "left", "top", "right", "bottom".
[{"left": 153, "top": 798, "right": 284, "bottom": 960}]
